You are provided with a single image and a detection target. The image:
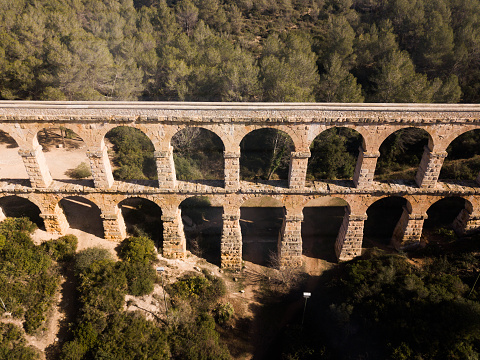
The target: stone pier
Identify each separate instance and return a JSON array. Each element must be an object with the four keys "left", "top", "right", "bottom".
[
  {"left": 224, "top": 151, "right": 240, "bottom": 191},
  {"left": 353, "top": 148, "right": 380, "bottom": 188},
  {"left": 221, "top": 208, "right": 242, "bottom": 269},
  {"left": 162, "top": 209, "right": 186, "bottom": 259},
  {"left": 19, "top": 146, "right": 53, "bottom": 188},
  {"left": 415, "top": 147, "right": 448, "bottom": 188},
  {"left": 335, "top": 210, "right": 367, "bottom": 261},
  {"left": 155, "top": 148, "right": 176, "bottom": 189},
  {"left": 288, "top": 152, "right": 310, "bottom": 189},
  {"left": 391, "top": 207, "right": 426, "bottom": 249},
  {"left": 278, "top": 213, "right": 303, "bottom": 267}
]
